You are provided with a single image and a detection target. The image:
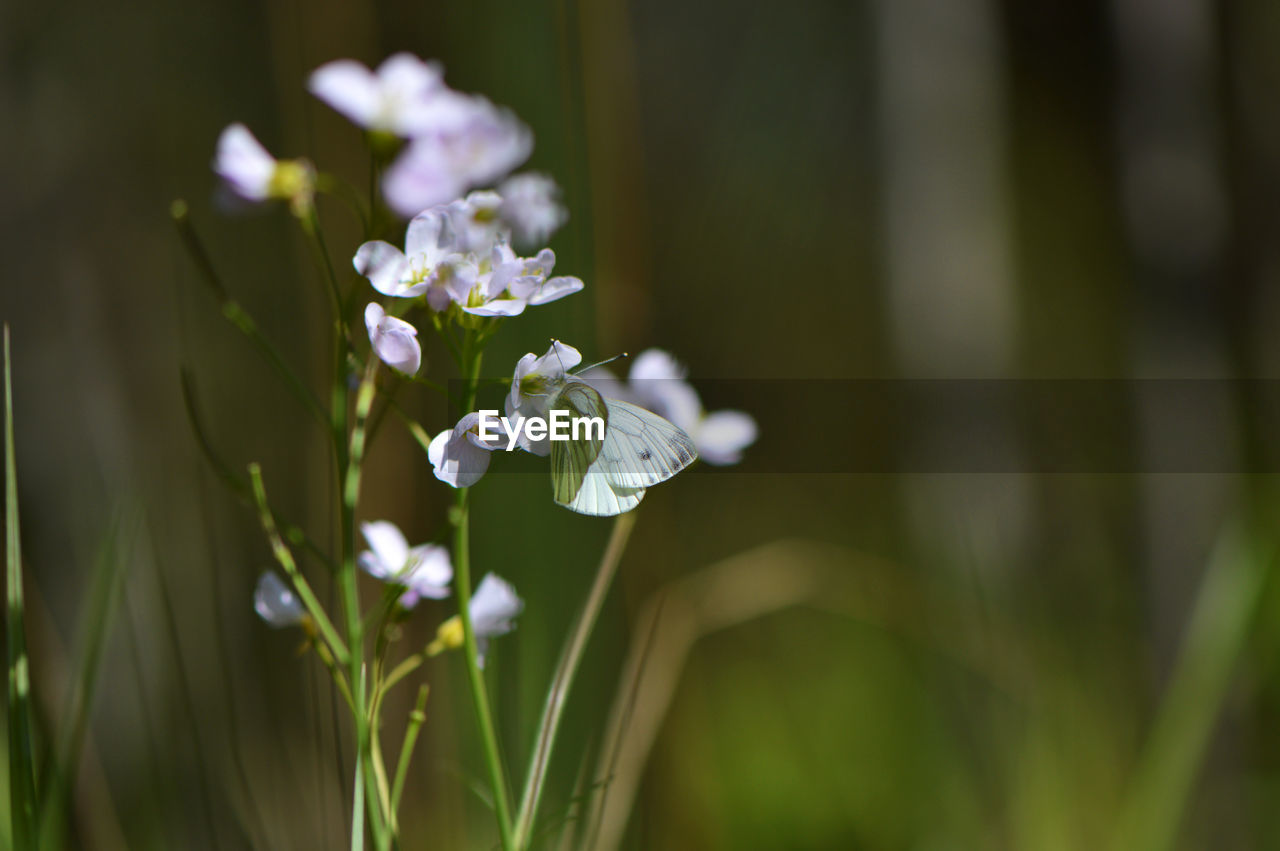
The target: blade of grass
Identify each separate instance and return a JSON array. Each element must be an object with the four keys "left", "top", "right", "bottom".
[
  {"left": 513, "top": 511, "right": 637, "bottom": 849},
  {"left": 5, "top": 325, "right": 38, "bottom": 850},
  {"left": 1111, "top": 524, "right": 1275, "bottom": 851},
  {"left": 37, "top": 511, "right": 134, "bottom": 851}
]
